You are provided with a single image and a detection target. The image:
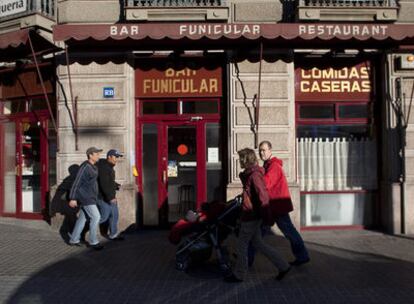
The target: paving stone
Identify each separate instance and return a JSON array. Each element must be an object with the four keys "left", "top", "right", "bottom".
[{"left": 0, "top": 219, "right": 414, "bottom": 304}]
